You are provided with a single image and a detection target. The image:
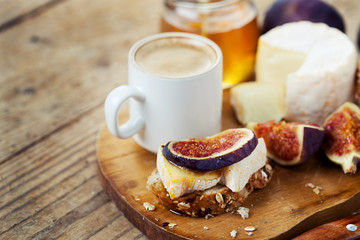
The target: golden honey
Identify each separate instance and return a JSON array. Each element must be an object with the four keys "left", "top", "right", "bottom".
[{"left": 161, "top": 0, "right": 259, "bottom": 88}]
